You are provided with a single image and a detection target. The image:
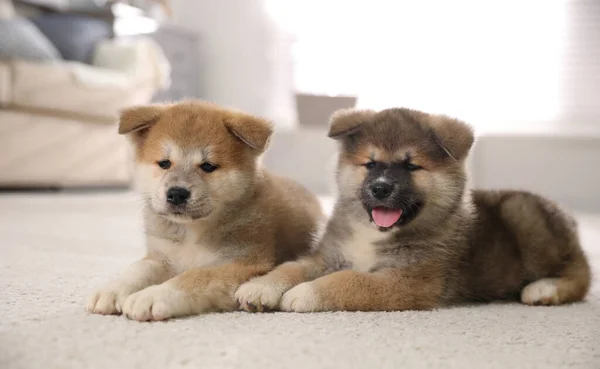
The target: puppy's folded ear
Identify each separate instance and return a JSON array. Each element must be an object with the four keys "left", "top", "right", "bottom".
[
  {"left": 118, "top": 105, "right": 163, "bottom": 135},
  {"left": 224, "top": 113, "right": 274, "bottom": 152},
  {"left": 328, "top": 109, "right": 376, "bottom": 139},
  {"left": 427, "top": 115, "right": 474, "bottom": 161}
]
